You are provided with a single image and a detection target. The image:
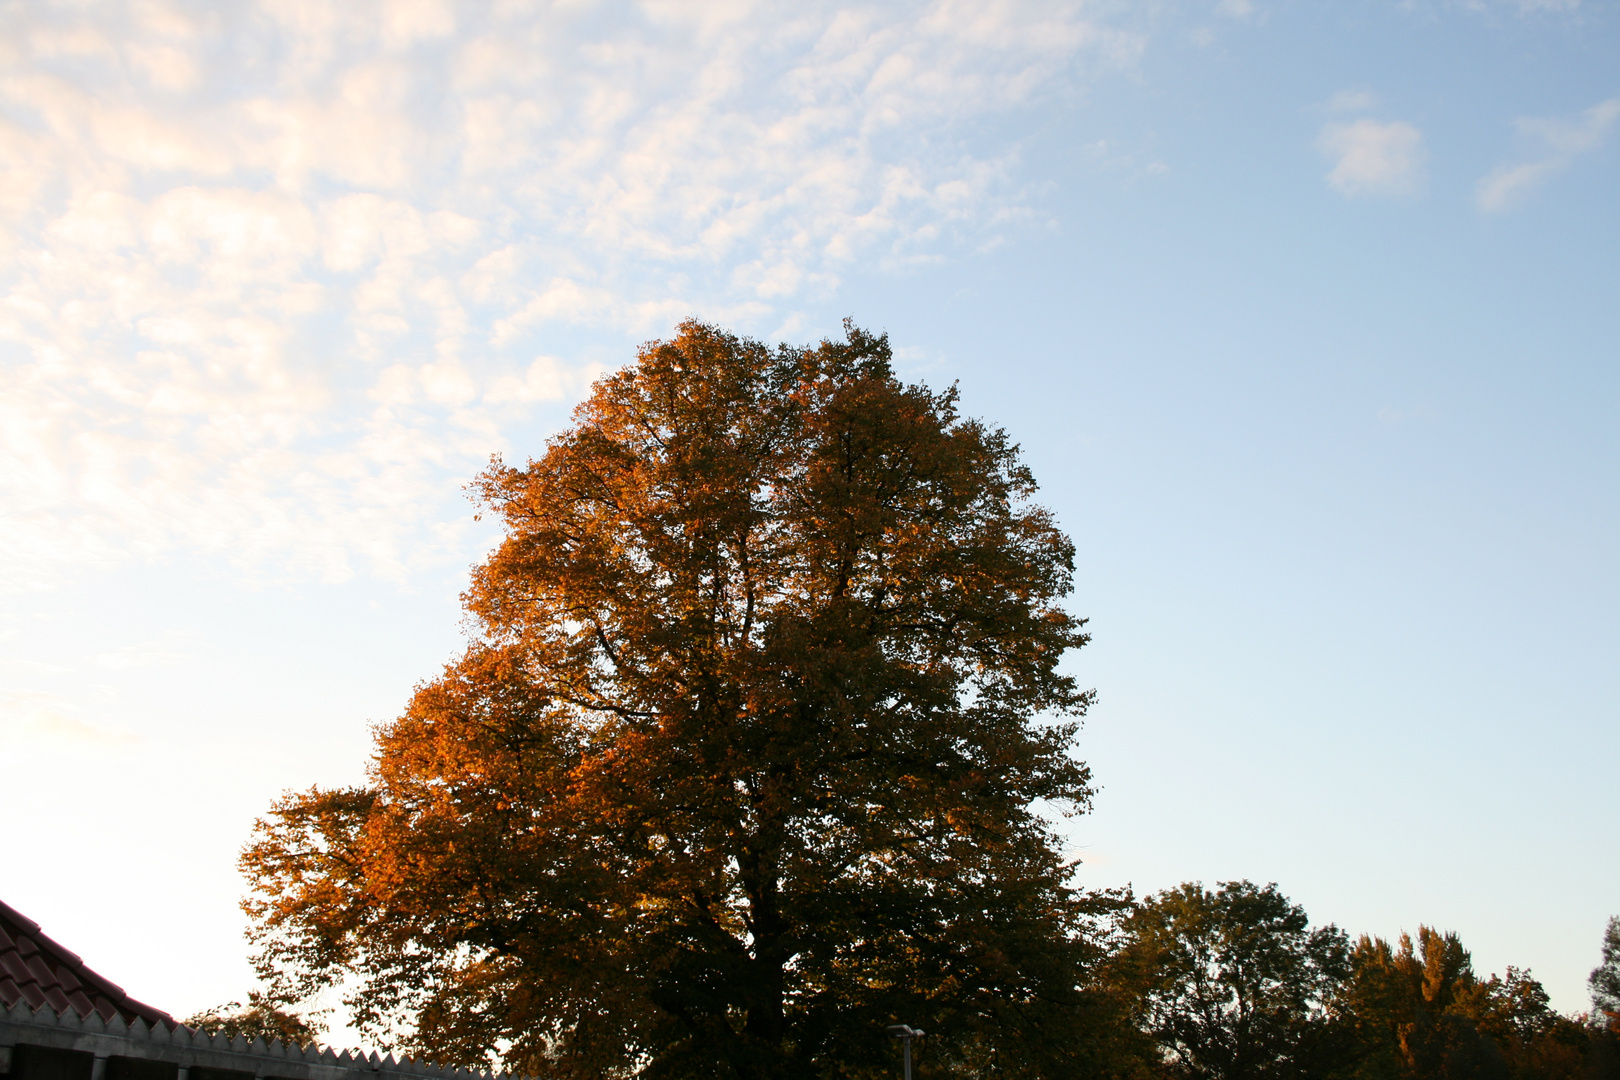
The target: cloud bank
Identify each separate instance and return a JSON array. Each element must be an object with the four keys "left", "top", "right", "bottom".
[{"left": 0, "top": 0, "right": 1138, "bottom": 590}]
